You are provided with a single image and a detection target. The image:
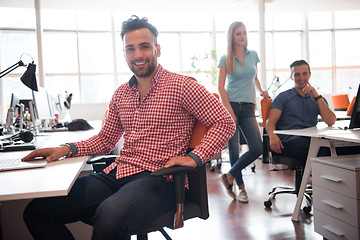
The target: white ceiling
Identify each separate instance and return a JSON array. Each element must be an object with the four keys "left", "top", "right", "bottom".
[{"left": 0, "top": 0, "right": 360, "bottom": 12}]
